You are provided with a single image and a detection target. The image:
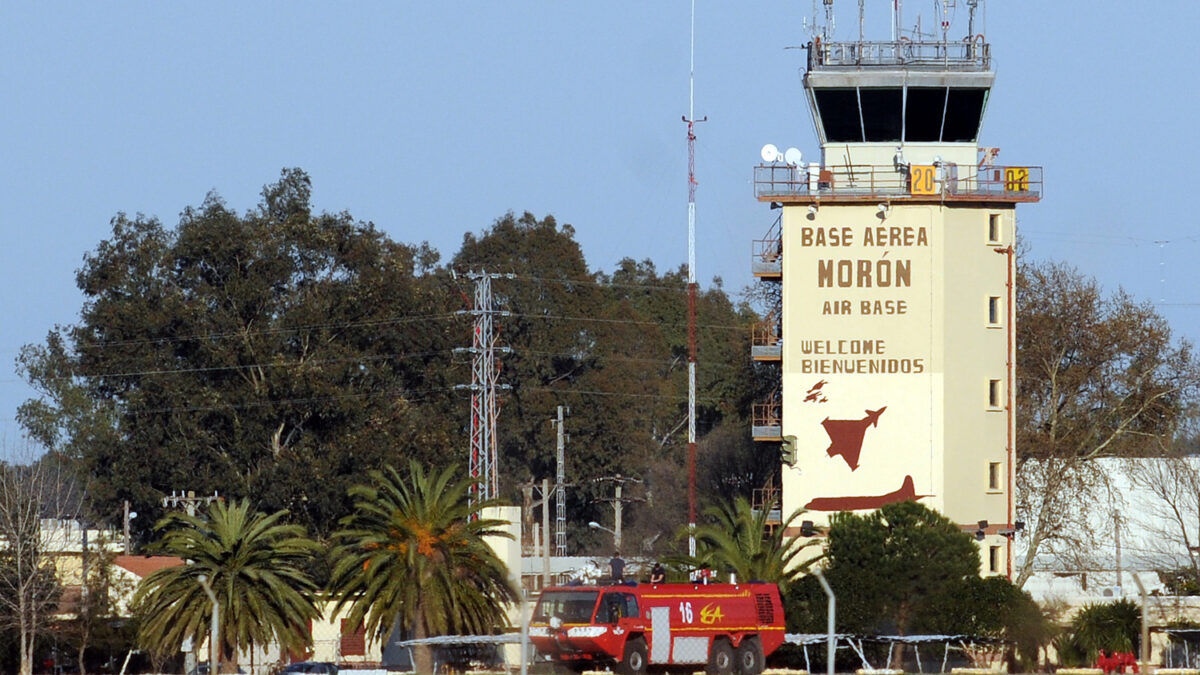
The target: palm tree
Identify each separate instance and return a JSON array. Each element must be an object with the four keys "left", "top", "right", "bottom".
[
  {"left": 132, "top": 499, "right": 321, "bottom": 669},
  {"left": 692, "top": 495, "right": 820, "bottom": 591},
  {"left": 328, "top": 461, "right": 519, "bottom": 675}
]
